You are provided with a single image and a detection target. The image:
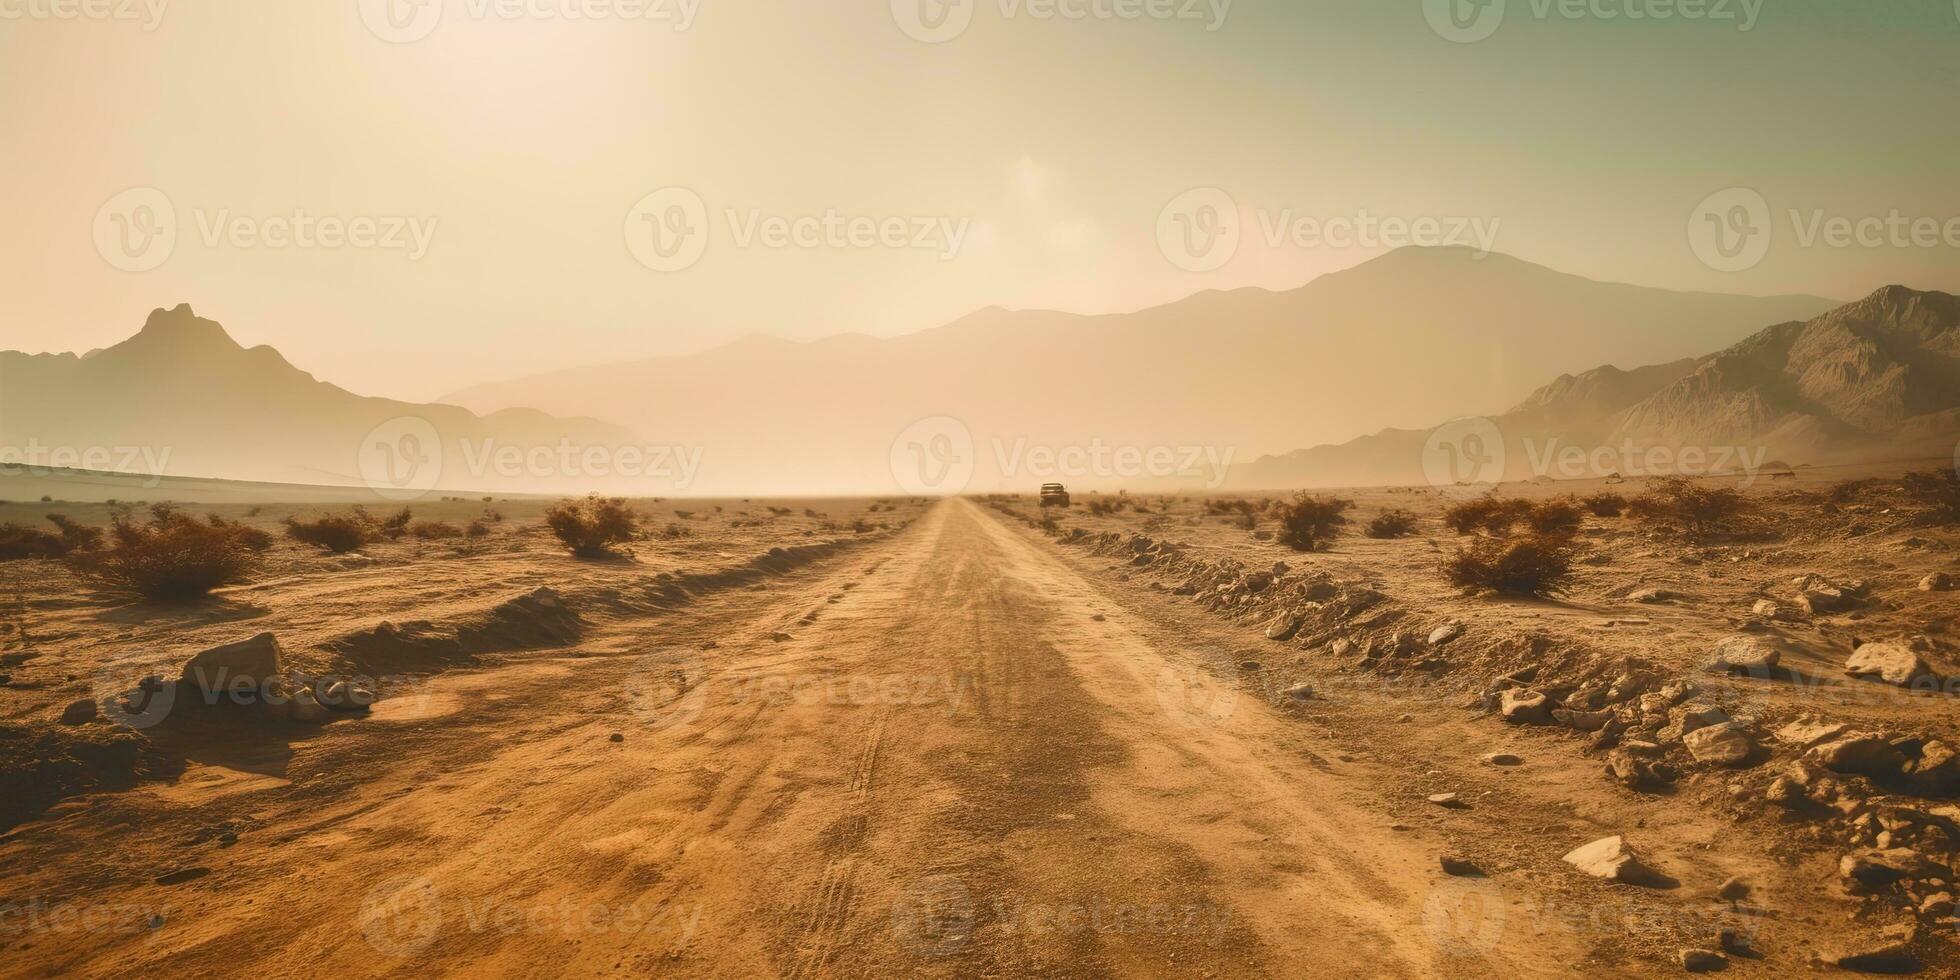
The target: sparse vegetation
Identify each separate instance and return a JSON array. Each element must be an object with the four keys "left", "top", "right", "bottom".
[
  {"left": 1581, "top": 492, "right": 1627, "bottom": 517},
  {"left": 1274, "top": 494, "right": 1352, "bottom": 552},
  {"left": 284, "top": 513, "right": 372, "bottom": 554},
  {"left": 1901, "top": 469, "right": 1960, "bottom": 524},
  {"left": 1523, "top": 498, "right": 1583, "bottom": 537},
  {"left": 544, "top": 495, "right": 640, "bottom": 558},
  {"left": 1364, "top": 509, "right": 1419, "bottom": 539},
  {"left": 1441, "top": 534, "right": 1574, "bottom": 597},
  {"left": 1628, "top": 477, "right": 1747, "bottom": 538},
  {"left": 0, "top": 515, "right": 102, "bottom": 561},
  {"left": 66, "top": 505, "right": 265, "bottom": 599},
  {"left": 409, "top": 520, "right": 462, "bottom": 541}
]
